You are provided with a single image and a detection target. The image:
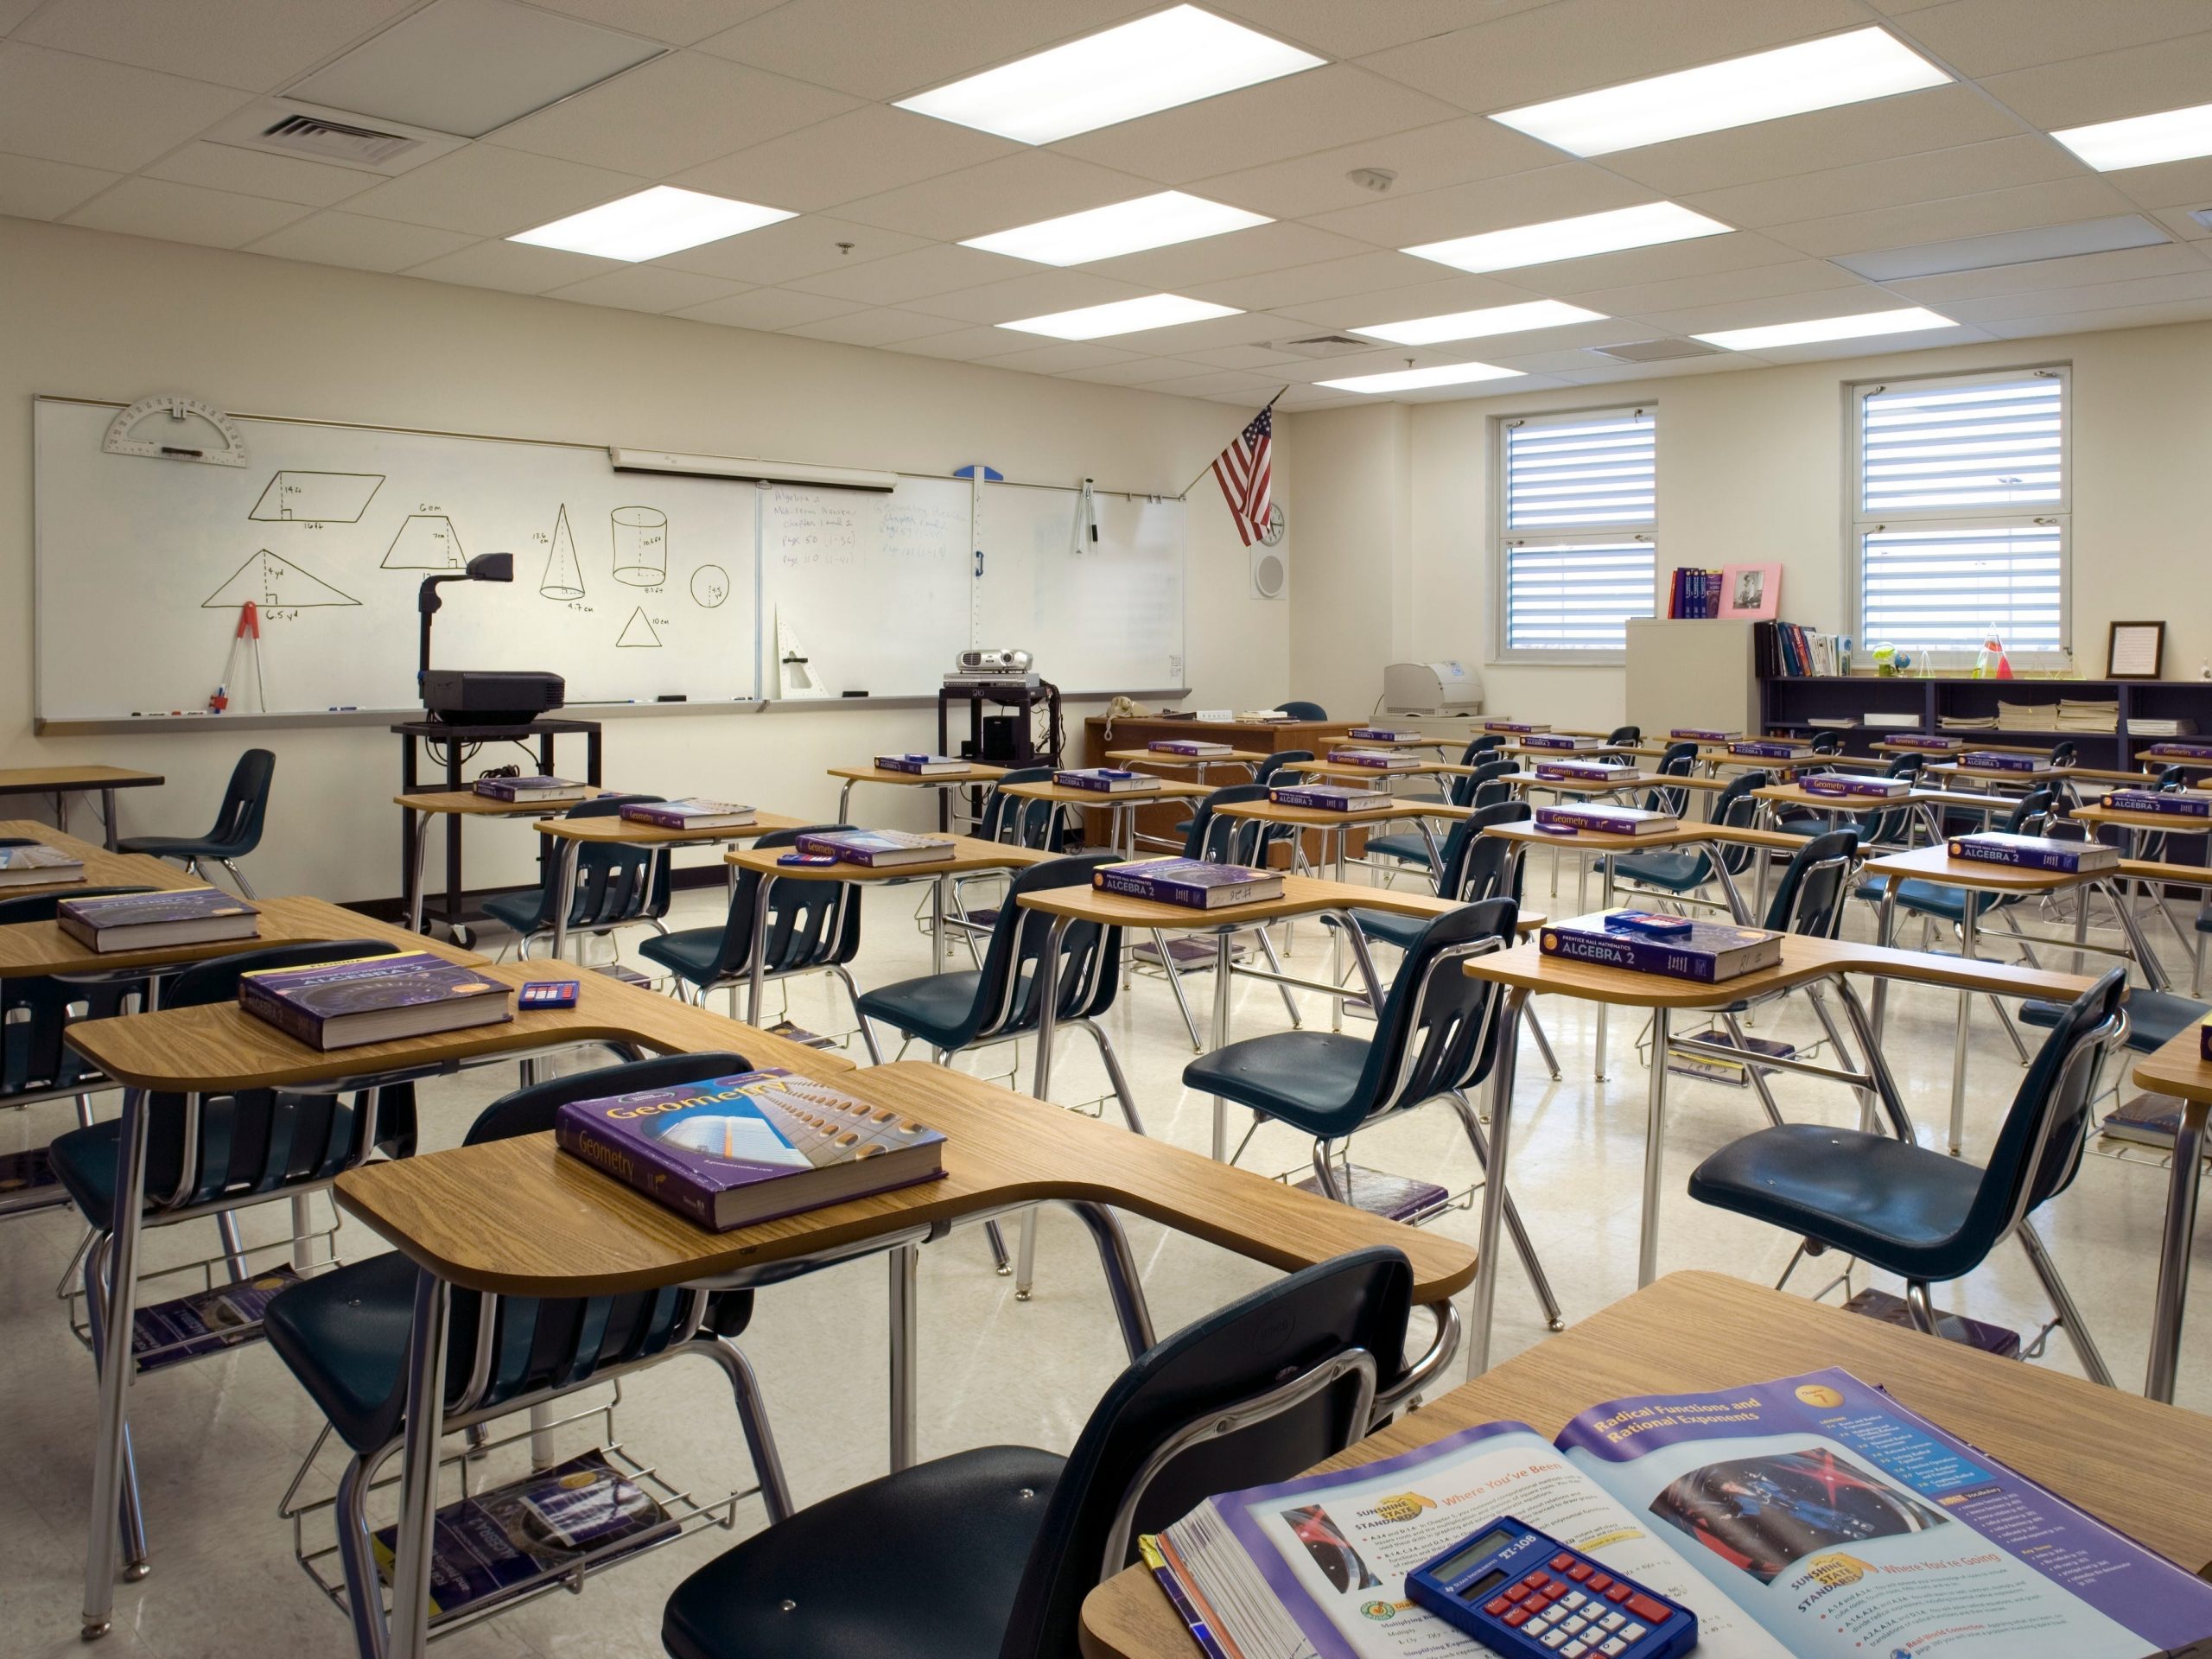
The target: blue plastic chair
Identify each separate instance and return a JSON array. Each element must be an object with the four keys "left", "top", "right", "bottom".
[
  {"left": 1276, "top": 699, "right": 1327, "bottom": 721},
  {"left": 1367, "top": 759, "right": 1516, "bottom": 870},
  {"left": 1606, "top": 770, "right": 1768, "bottom": 906},
  {"left": 117, "top": 748, "right": 274, "bottom": 897},
  {"left": 266, "top": 1053, "right": 791, "bottom": 1659},
  {"left": 661, "top": 1249, "right": 1421, "bottom": 1659},
  {"left": 1688, "top": 969, "right": 2126, "bottom": 1385},
  {"left": 1171, "top": 748, "right": 1310, "bottom": 845},
  {"left": 1638, "top": 743, "right": 1700, "bottom": 818},
  {"left": 483, "top": 794, "right": 673, "bottom": 959}
]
